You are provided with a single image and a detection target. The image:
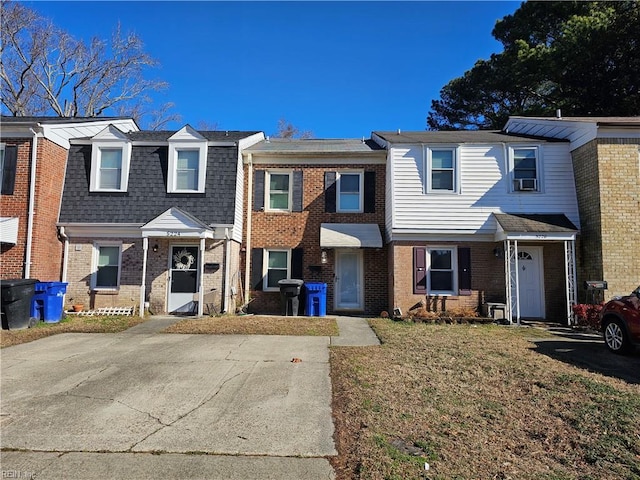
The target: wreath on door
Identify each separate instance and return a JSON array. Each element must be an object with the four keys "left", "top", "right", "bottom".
[{"left": 173, "top": 248, "right": 195, "bottom": 270}]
